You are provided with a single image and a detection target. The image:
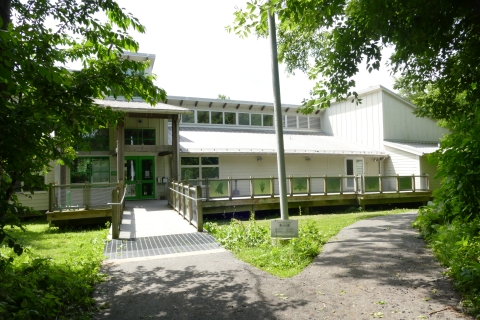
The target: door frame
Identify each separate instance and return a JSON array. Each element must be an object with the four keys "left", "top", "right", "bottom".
[
  {"left": 124, "top": 156, "right": 156, "bottom": 200},
  {"left": 344, "top": 157, "right": 365, "bottom": 191}
]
